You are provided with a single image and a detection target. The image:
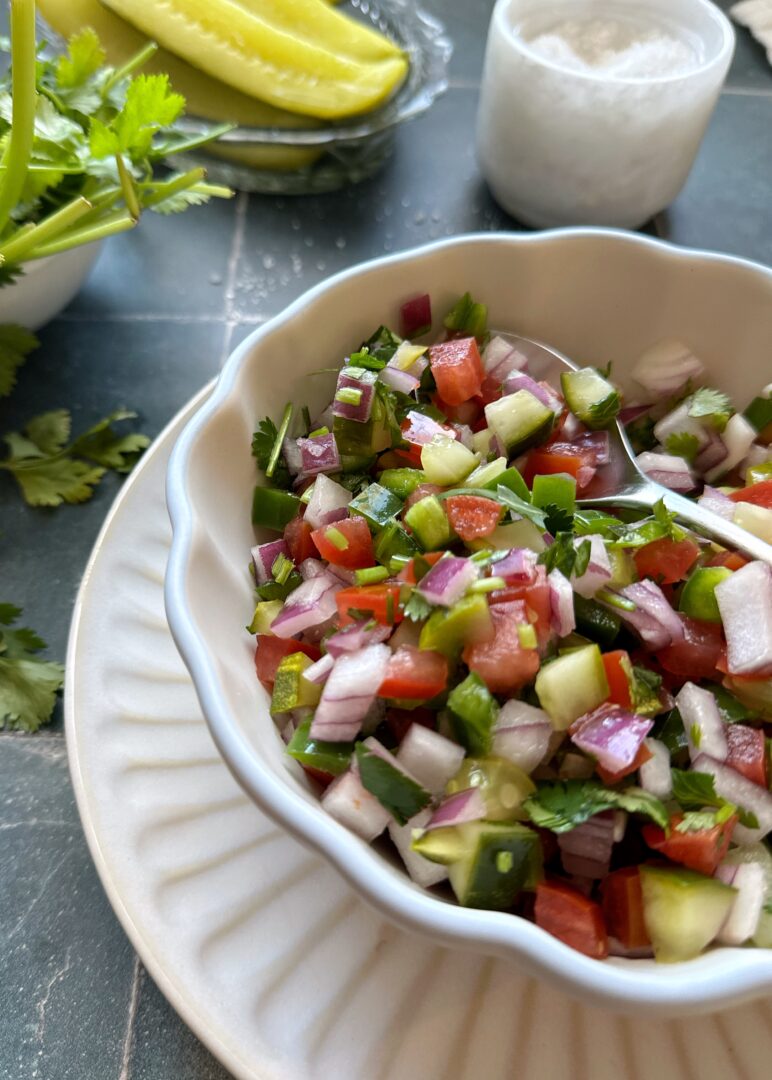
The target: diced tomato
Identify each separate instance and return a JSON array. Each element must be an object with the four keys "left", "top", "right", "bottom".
[
  {"left": 488, "top": 564, "right": 551, "bottom": 645},
  {"left": 400, "top": 293, "right": 431, "bottom": 339},
  {"left": 726, "top": 724, "right": 768, "bottom": 787},
  {"left": 311, "top": 517, "right": 375, "bottom": 569},
  {"left": 432, "top": 394, "right": 483, "bottom": 426},
  {"left": 706, "top": 550, "right": 749, "bottom": 572},
  {"left": 478, "top": 375, "right": 502, "bottom": 406},
  {"left": 284, "top": 515, "right": 317, "bottom": 564},
  {"left": 535, "top": 880, "right": 609, "bottom": 959},
  {"left": 521, "top": 447, "right": 590, "bottom": 488},
  {"left": 633, "top": 537, "right": 700, "bottom": 585},
  {"left": 301, "top": 765, "right": 335, "bottom": 789},
  {"left": 377, "top": 645, "right": 448, "bottom": 700},
  {"left": 642, "top": 812, "right": 737, "bottom": 876},
  {"left": 656, "top": 616, "right": 724, "bottom": 681},
  {"left": 254, "top": 636, "right": 321, "bottom": 689},
  {"left": 463, "top": 599, "right": 540, "bottom": 694},
  {"left": 428, "top": 337, "right": 484, "bottom": 406},
  {"left": 397, "top": 551, "right": 444, "bottom": 584},
  {"left": 728, "top": 479, "right": 772, "bottom": 509},
  {"left": 600, "top": 867, "right": 650, "bottom": 950},
  {"left": 445, "top": 495, "right": 503, "bottom": 541},
  {"left": 602, "top": 649, "right": 633, "bottom": 709},
  {"left": 335, "top": 584, "right": 403, "bottom": 626},
  {"left": 385, "top": 706, "right": 436, "bottom": 743},
  {"left": 596, "top": 742, "right": 653, "bottom": 785},
  {"left": 403, "top": 483, "right": 444, "bottom": 514}
]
